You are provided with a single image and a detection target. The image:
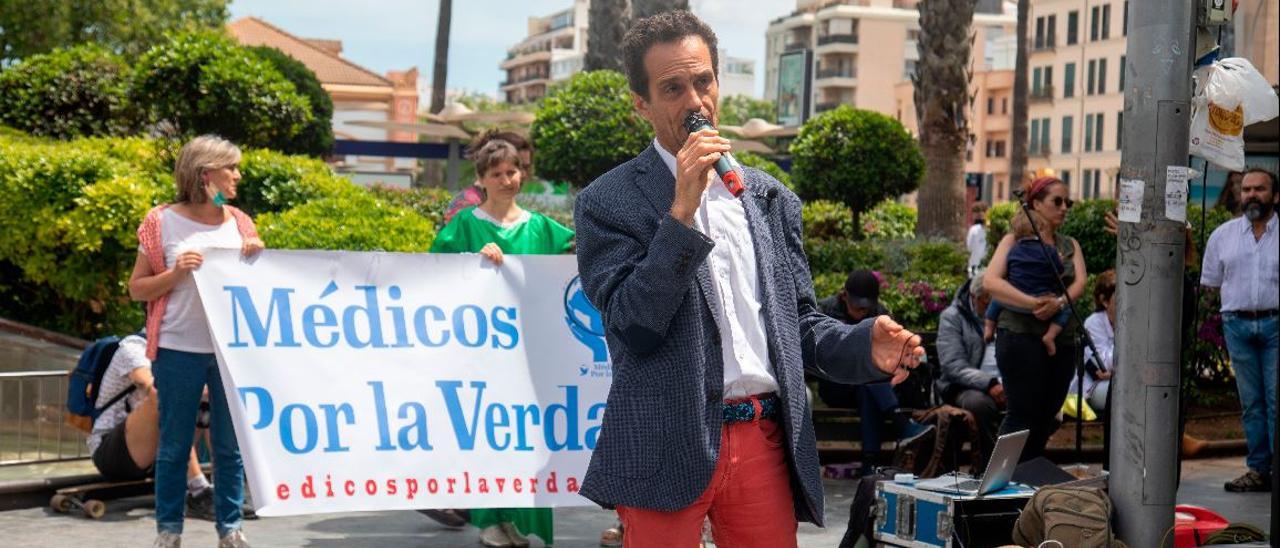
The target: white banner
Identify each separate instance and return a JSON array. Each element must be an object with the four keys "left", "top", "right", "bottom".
[{"left": 192, "top": 249, "right": 612, "bottom": 516}]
